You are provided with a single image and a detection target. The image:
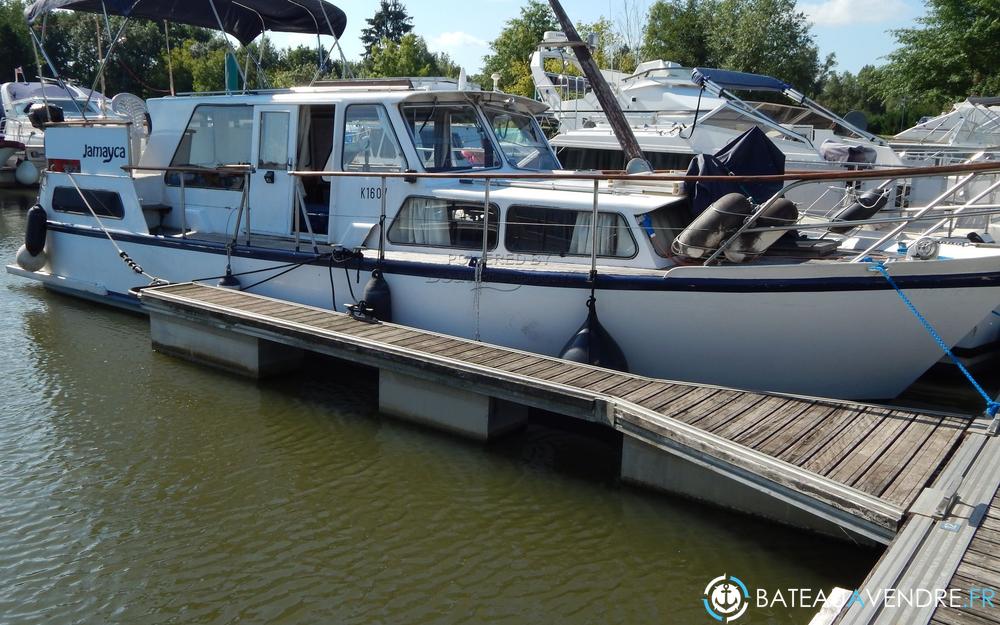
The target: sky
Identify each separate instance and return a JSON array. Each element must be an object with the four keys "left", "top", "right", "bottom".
[{"left": 275, "top": 0, "right": 927, "bottom": 78}]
